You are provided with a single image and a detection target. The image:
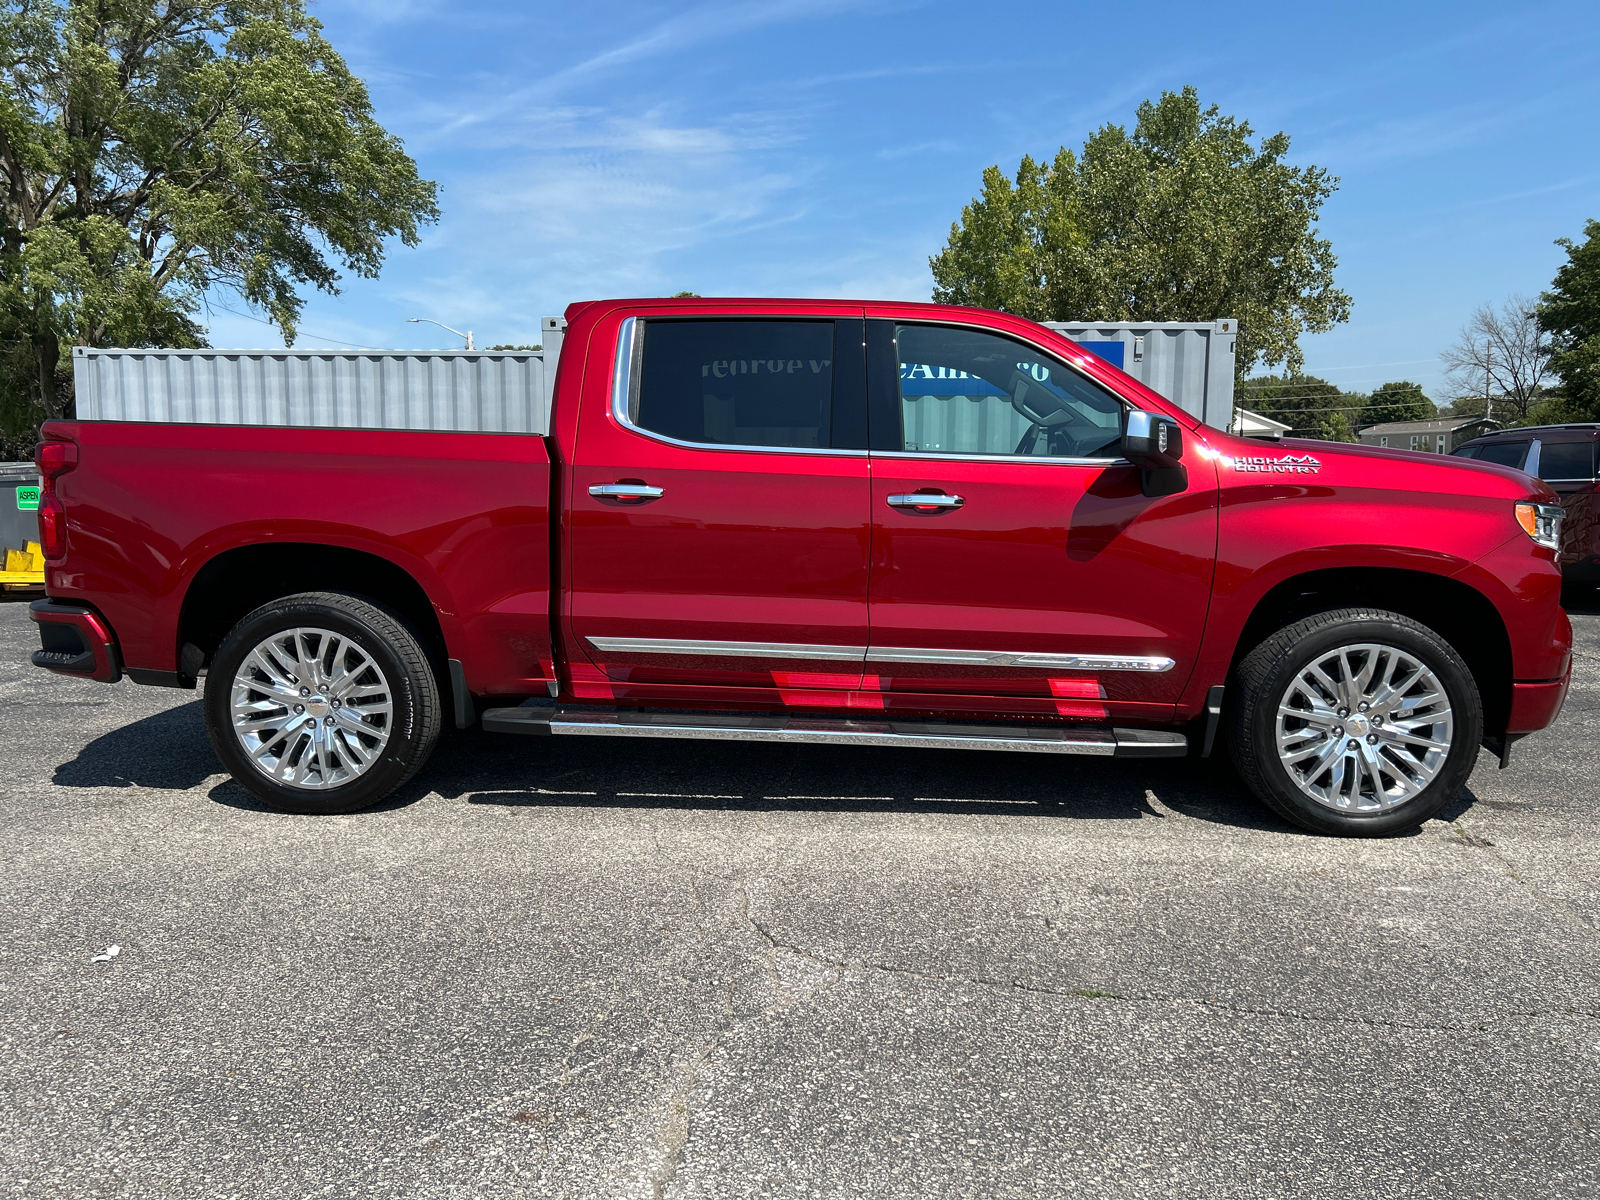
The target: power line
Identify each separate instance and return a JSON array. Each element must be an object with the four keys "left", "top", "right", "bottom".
[{"left": 202, "top": 301, "right": 391, "bottom": 351}]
